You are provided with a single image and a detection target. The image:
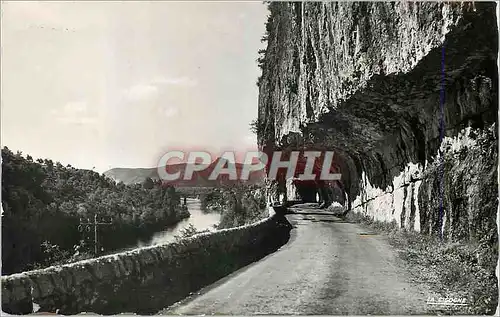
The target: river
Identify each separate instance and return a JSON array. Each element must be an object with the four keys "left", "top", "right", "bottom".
[{"left": 141, "top": 198, "right": 221, "bottom": 246}]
